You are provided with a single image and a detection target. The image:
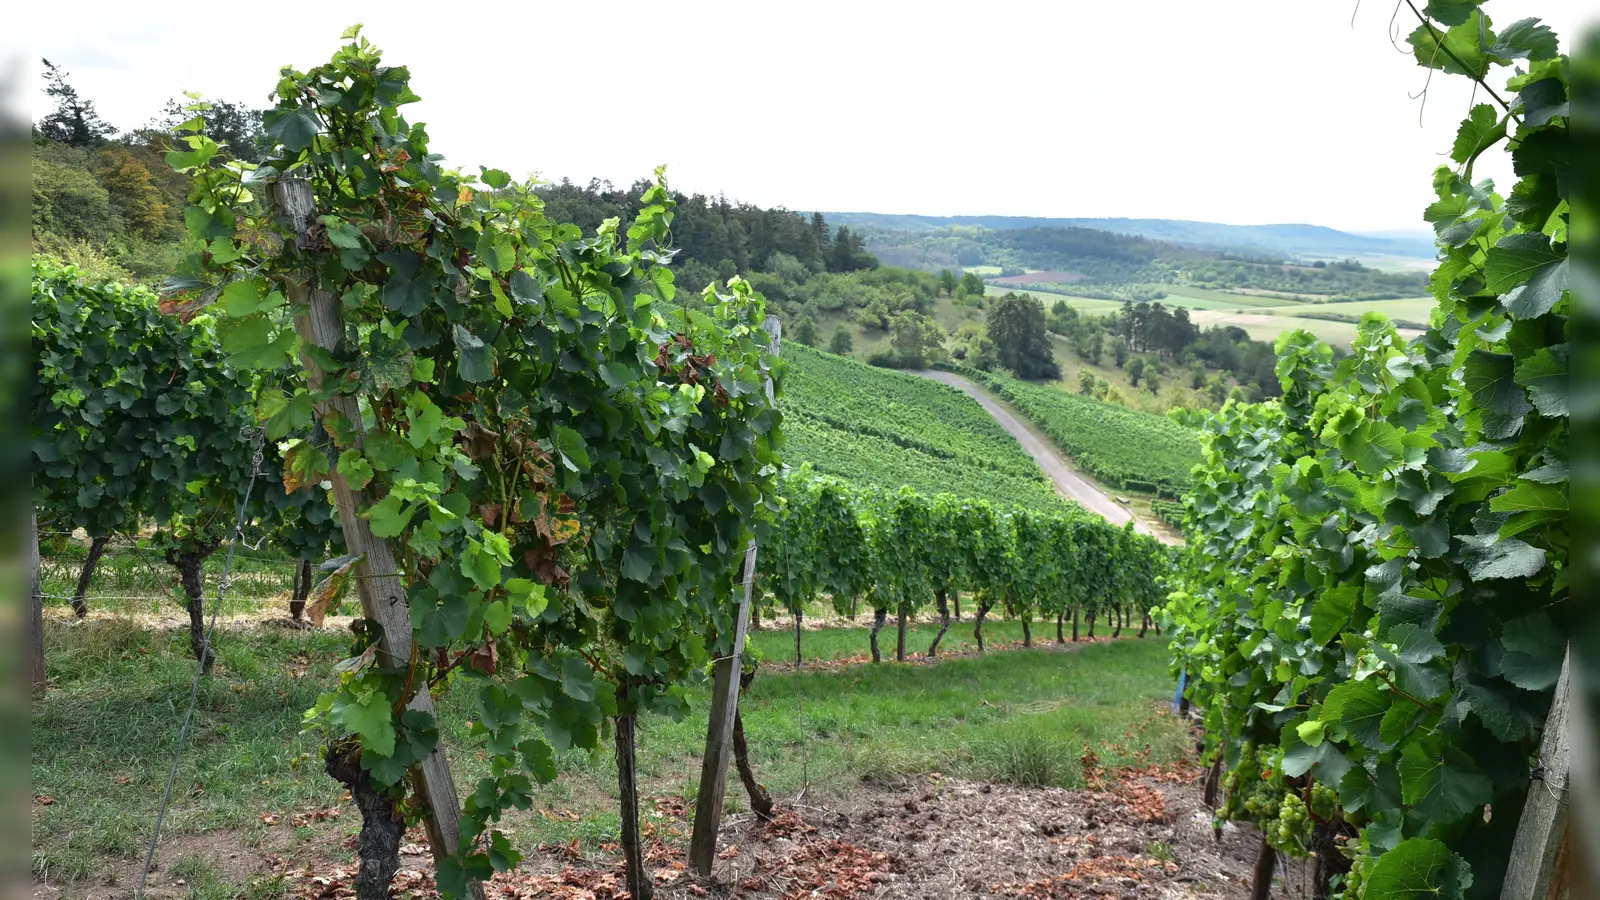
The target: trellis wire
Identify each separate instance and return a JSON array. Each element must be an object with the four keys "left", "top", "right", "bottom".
[{"left": 134, "top": 425, "right": 268, "bottom": 900}]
